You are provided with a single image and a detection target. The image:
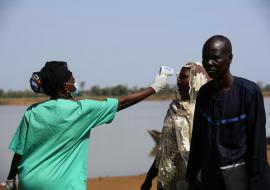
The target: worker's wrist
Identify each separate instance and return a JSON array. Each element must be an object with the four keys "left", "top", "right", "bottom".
[
  {"left": 5, "top": 179, "right": 16, "bottom": 190},
  {"left": 6, "top": 178, "right": 15, "bottom": 183},
  {"left": 6, "top": 177, "right": 16, "bottom": 181}
]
